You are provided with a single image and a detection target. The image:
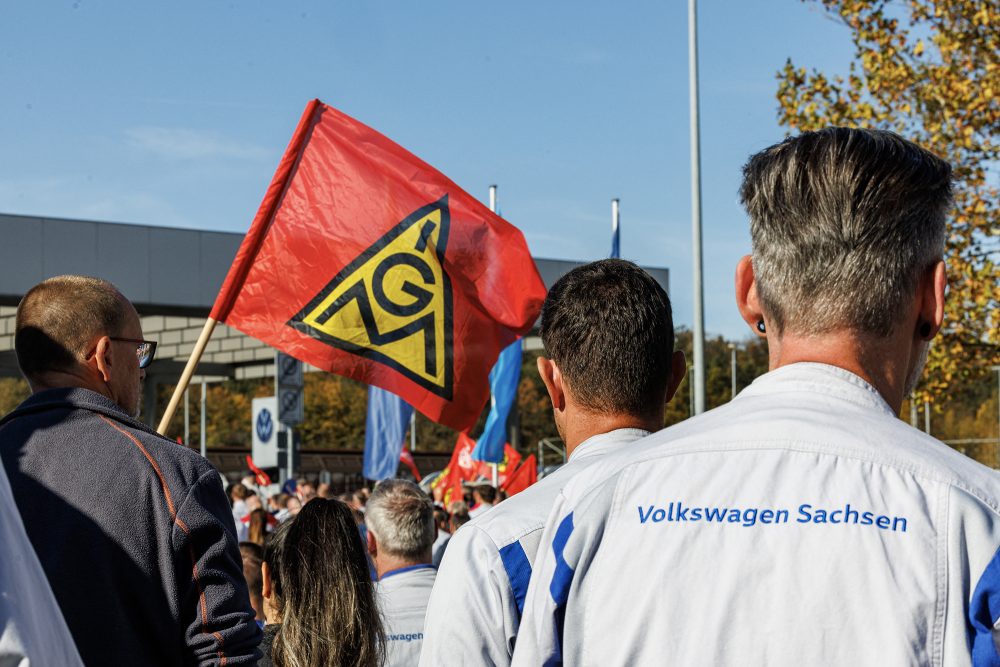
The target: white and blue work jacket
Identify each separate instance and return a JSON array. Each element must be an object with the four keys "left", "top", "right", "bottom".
[
  {"left": 377, "top": 564, "right": 436, "bottom": 667},
  {"left": 419, "top": 429, "right": 648, "bottom": 666},
  {"left": 514, "top": 363, "right": 1000, "bottom": 667}
]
